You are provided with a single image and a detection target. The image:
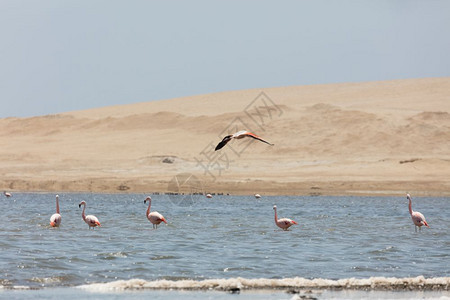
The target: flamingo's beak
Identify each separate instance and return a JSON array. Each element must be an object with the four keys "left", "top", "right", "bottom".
[{"left": 78, "top": 204, "right": 81, "bottom": 208}]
